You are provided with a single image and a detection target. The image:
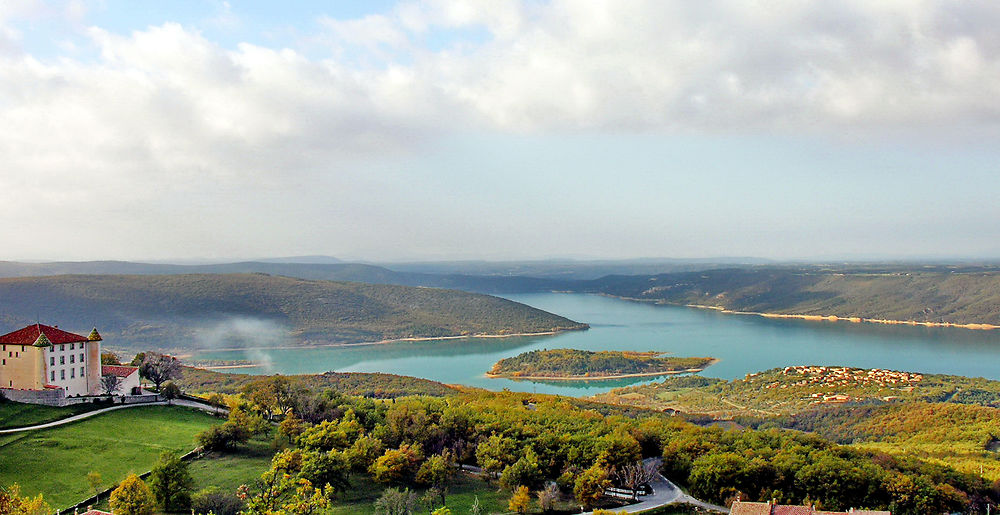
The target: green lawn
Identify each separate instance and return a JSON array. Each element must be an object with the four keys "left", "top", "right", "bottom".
[
  {"left": 329, "top": 472, "right": 511, "bottom": 514},
  {"left": 0, "top": 405, "right": 218, "bottom": 509},
  {"left": 0, "top": 400, "right": 101, "bottom": 429},
  {"left": 188, "top": 437, "right": 275, "bottom": 494}
]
